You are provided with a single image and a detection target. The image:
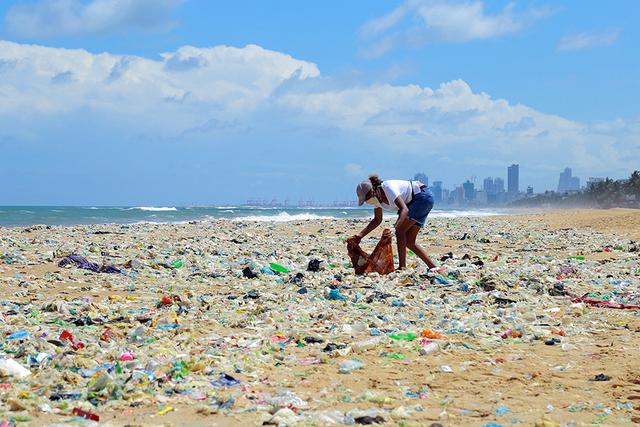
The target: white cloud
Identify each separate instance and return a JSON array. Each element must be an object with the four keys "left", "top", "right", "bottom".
[
  {"left": 360, "top": 0, "right": 551, "bottom": 57},
  {"left": 345, "top": 163, "right": 365, "bottom": 176},
  {"left": 558, "top": 28, "right": 622, "bottom": 51},
  {"left": 0, "top": 40, "right": 637, "bottom": 180},
  {"left": 0, "top": 40, "right": 319, "bottom": 133},
  {"left": 3, "top": 0, "right": 183, "bottom": 38}
]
